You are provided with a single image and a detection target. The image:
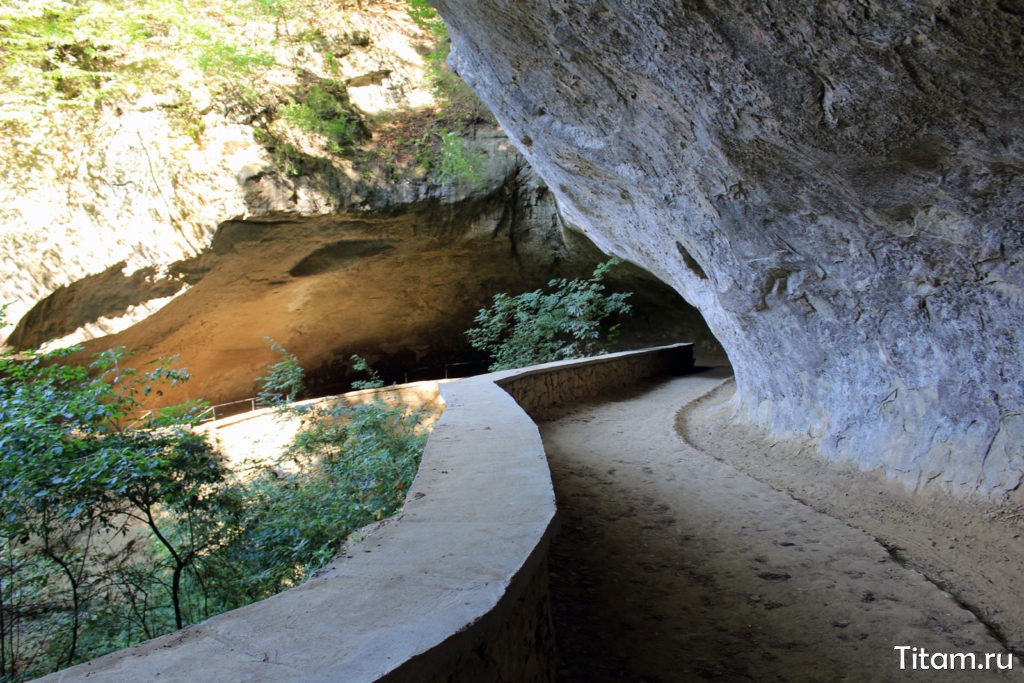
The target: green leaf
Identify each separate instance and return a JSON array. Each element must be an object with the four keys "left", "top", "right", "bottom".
[{"left": 465, "top": 259, "right": 633, "bottom": 370}]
